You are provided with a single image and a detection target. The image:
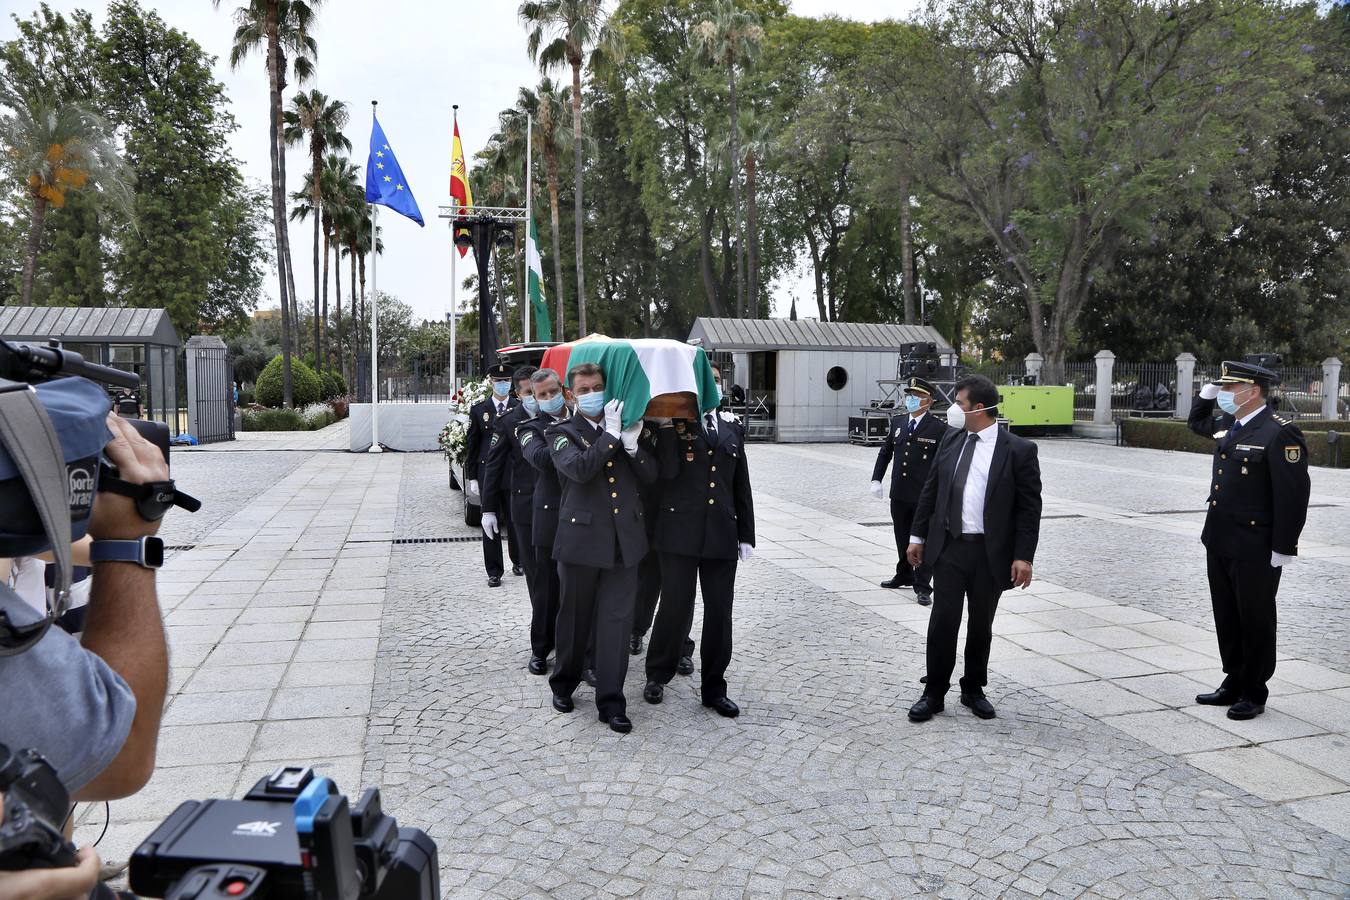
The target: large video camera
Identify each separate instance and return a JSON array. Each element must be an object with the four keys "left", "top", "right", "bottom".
[
  {"left": 129, "top": 766, "right": 438, "bottom": 900},
  {"left": 0, "top": 743, "right": 79, "bottom": 872}
]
